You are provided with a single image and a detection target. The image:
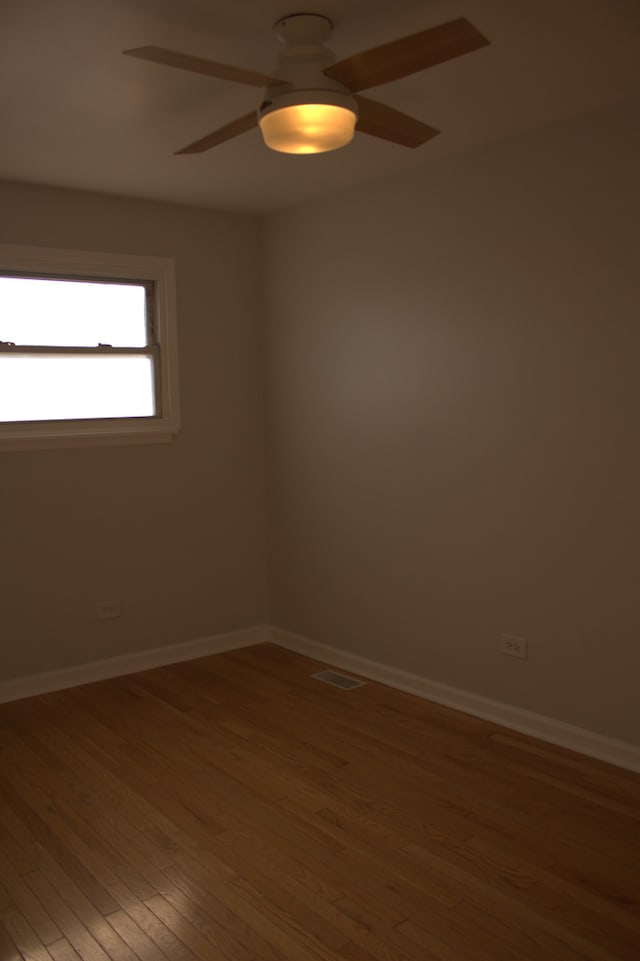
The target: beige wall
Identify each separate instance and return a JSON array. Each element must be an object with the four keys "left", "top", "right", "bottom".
[
  {"left": 263, "top": 98, "right": 640, "bottom": 744},
  {"left": 2, "top": 99, "right": 638, "bottom": 746},
  {"left": 0, "top": 181, "right": 267, "bottom": 679}
]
